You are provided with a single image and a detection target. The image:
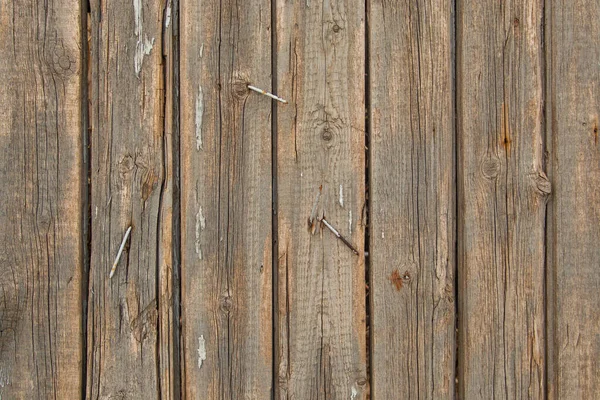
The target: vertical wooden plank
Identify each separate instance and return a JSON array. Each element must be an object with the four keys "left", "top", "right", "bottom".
[
  {"left": 180, "top": 0, "right": 272, "bottom": 397},
  {"left": 86, "top": 0, "right": 166, "bottom": 397},
  {"left": 159, "top": 0, "right": 179, "bottom": 398},
  {"left": 369, "top": 1, "right": 456, "bottom": 398},
  {"left": 0, "top": 0, "right": 85, "bottom": 398},
  {"left": 547, "top": 1, "right": 600, "bottom": 398},
  {"left": 457, "top": 0, "right": 548, "bottom": 398},
  {"left": 274, "top": 1, "right": 367, "bottom": 398}
]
